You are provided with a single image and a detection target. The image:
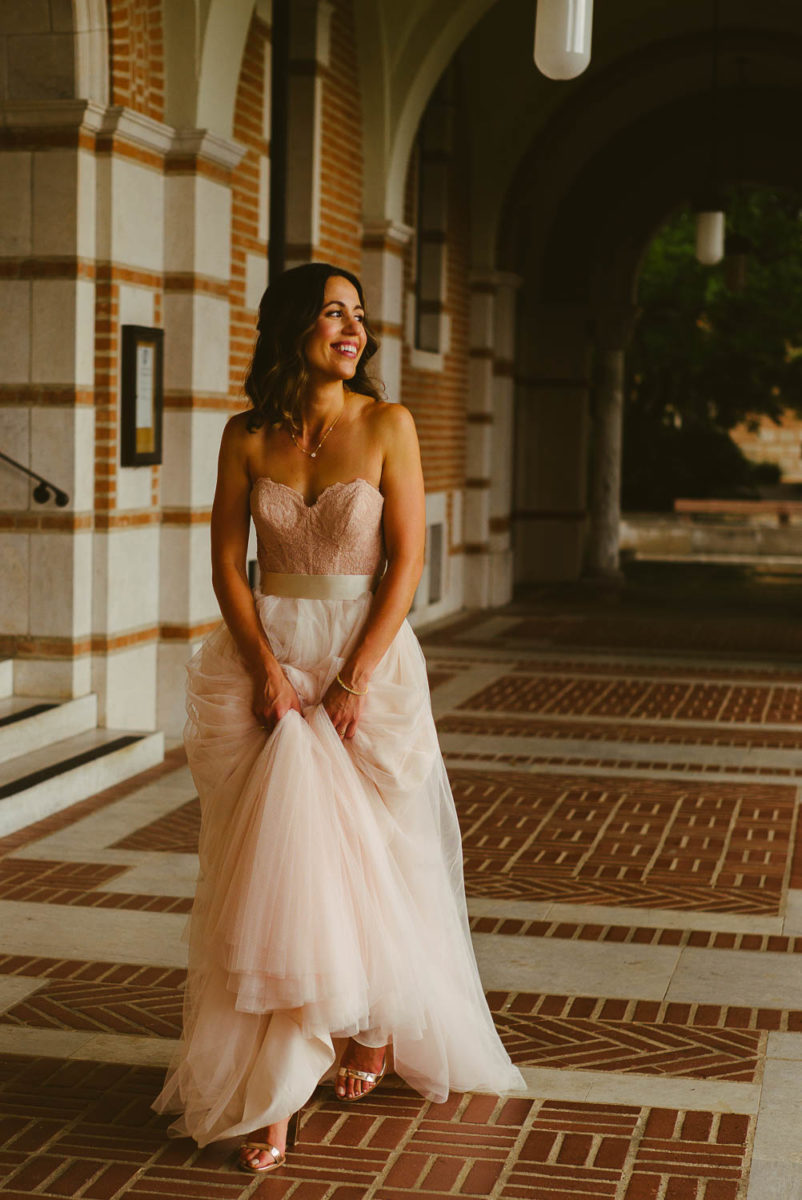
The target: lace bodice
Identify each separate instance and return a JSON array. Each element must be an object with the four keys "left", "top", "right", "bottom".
[{"left": 250, "top": 477, "right": 386, "bottom": 578}]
